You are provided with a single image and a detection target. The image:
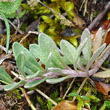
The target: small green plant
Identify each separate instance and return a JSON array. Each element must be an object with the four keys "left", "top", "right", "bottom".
[
  {"left": 0, "top": 0, "right": 22, "bottom": 52},
  {"left": 99, "top": 101, "right": 110, "bottom": 110},
  {"left": 0, "top": 28, "right": 109, "bottom": 91},
  {"left": 69, "top": 93, "right": 100, "bottom": 109},
  {"left": 22, "top": 0, "right": 77, "bottom": 46}
]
